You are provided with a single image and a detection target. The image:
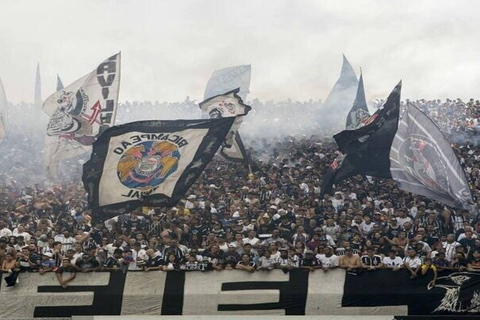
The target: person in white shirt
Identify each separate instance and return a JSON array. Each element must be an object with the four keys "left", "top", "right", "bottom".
[
  {"left": 243, "top": 230, "right": 260, "bottom": 251},
  {"left": 316, "top": 246, "right": 339, "bottom": 272},
  {"left": 54, "top": 230, "right": 75, "bottom": 254},
  {"left": 443, "top": 234, "right": 461, "bottom": 262},
  {"left": 0, "top": 222, "right": 12, "bottom": 238},
  {"left": 403, "top": 248, "right": 422, "bottom": 279},
  {"left": 382, "top": 250, "right": 404, "bottom": 270},
  {"left": 12, "top": 225, "right": 31, "bottom": 243}
]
